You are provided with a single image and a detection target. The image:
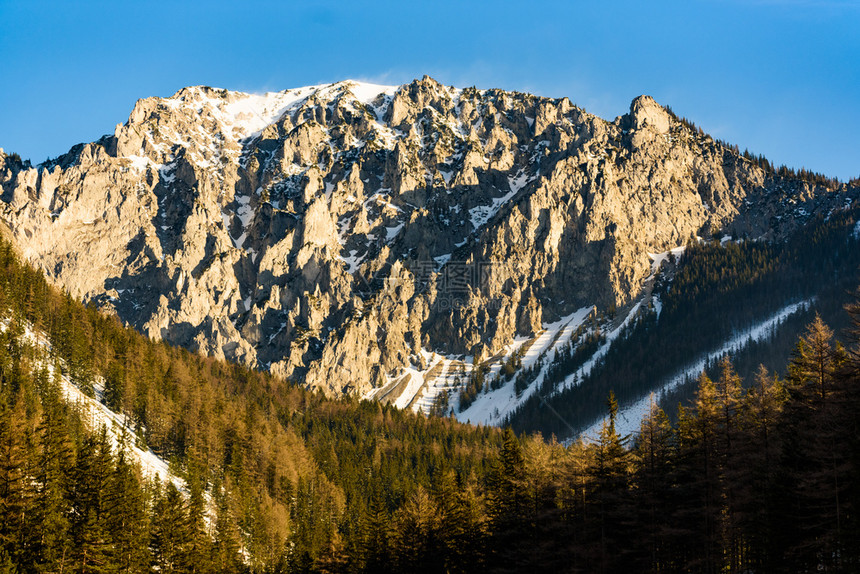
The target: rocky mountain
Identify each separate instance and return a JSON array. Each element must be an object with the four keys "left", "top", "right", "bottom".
[{"left": 1, "top": 76, "right": 856, "bottom": 427}]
